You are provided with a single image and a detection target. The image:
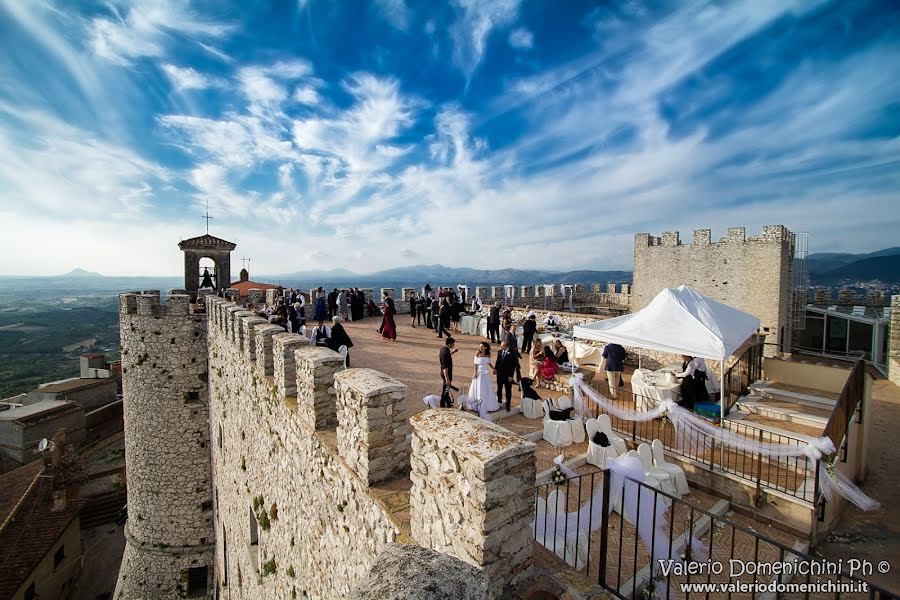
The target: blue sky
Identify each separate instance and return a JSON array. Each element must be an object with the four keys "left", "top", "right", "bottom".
[{"left": 1, "top": 0, "right": 898, "bottom": 276}]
